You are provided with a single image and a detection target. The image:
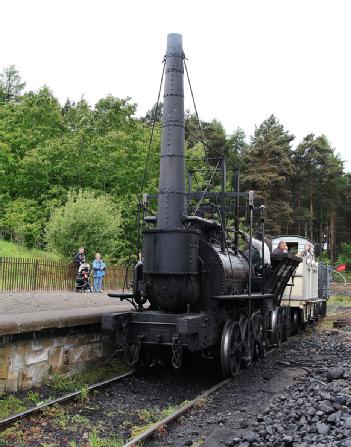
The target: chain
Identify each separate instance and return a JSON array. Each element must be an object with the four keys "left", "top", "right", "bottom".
[{"left": 171, "top": 336, "right": 182, "bottom": 369}]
